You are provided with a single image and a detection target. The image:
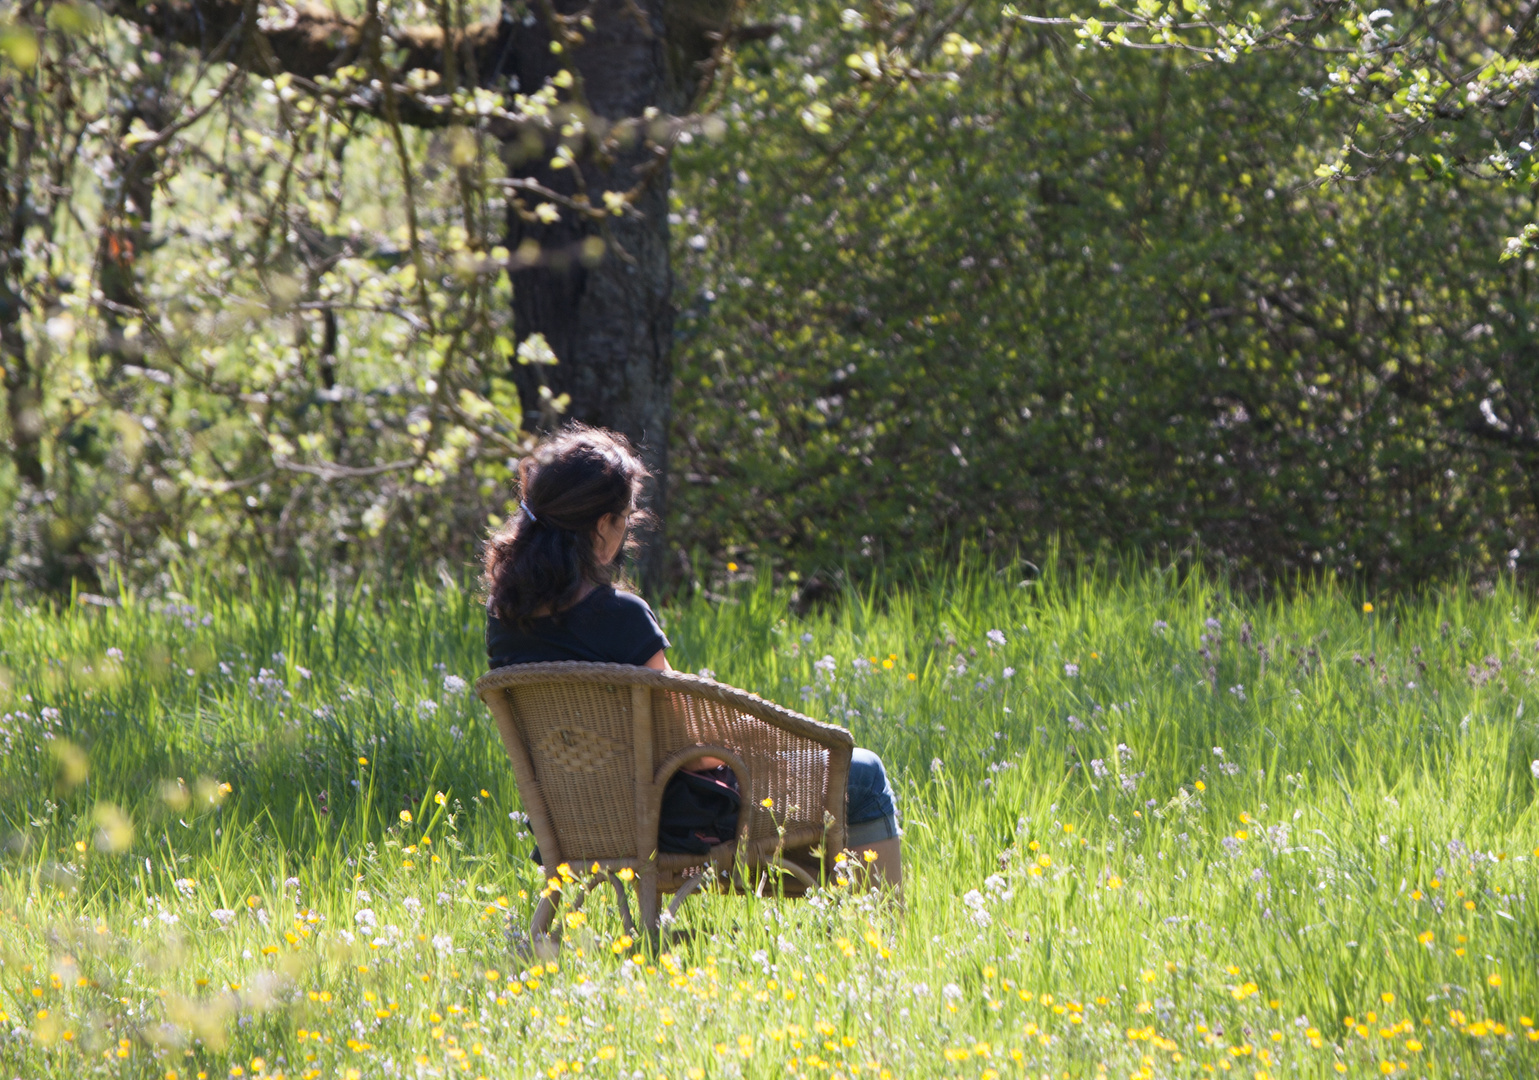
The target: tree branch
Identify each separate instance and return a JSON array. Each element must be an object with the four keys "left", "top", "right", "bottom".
[{"left": 103, "top": 0, "right": 506, "bottom": 81}]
